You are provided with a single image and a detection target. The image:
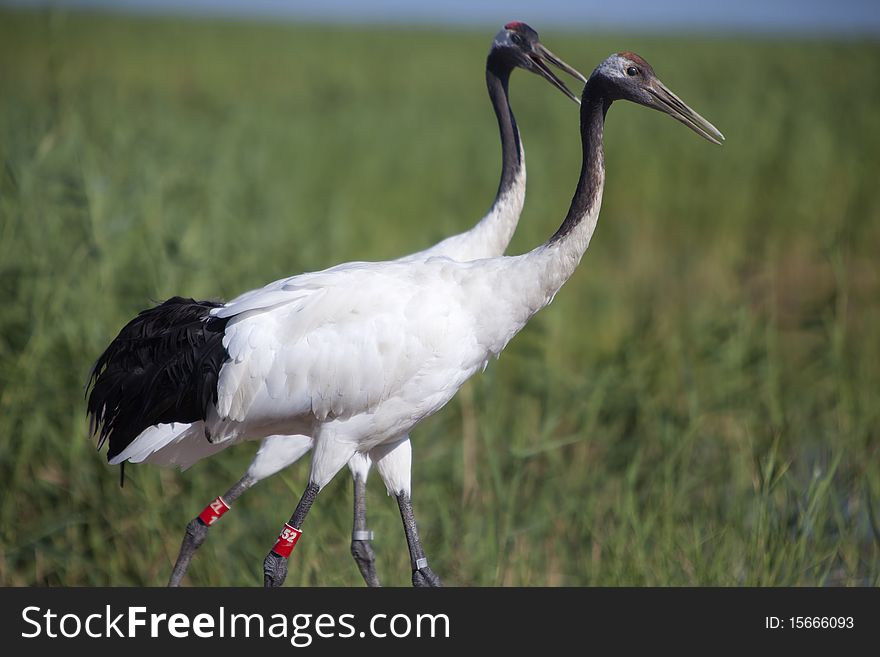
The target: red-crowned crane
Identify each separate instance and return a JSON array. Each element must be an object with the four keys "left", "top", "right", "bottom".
[
  {"left": 89, "top": 49, "right": 722, "bottom": 587},
  {"left": 88, "top": 22, "right": 586, "bottom": 587}
]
